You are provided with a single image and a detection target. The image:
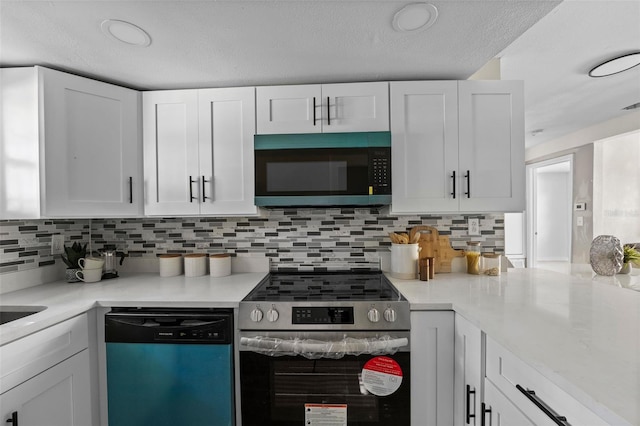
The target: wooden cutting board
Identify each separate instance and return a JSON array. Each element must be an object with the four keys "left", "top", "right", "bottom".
[{"left": 409, "top": 225, "right": 464, "bottom": 273}]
